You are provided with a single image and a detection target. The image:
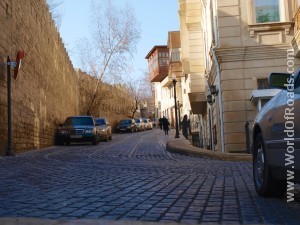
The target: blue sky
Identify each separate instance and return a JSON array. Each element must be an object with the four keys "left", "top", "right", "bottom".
[{"left": 59, "top": 0, "right": 179, "bottom": 75}]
